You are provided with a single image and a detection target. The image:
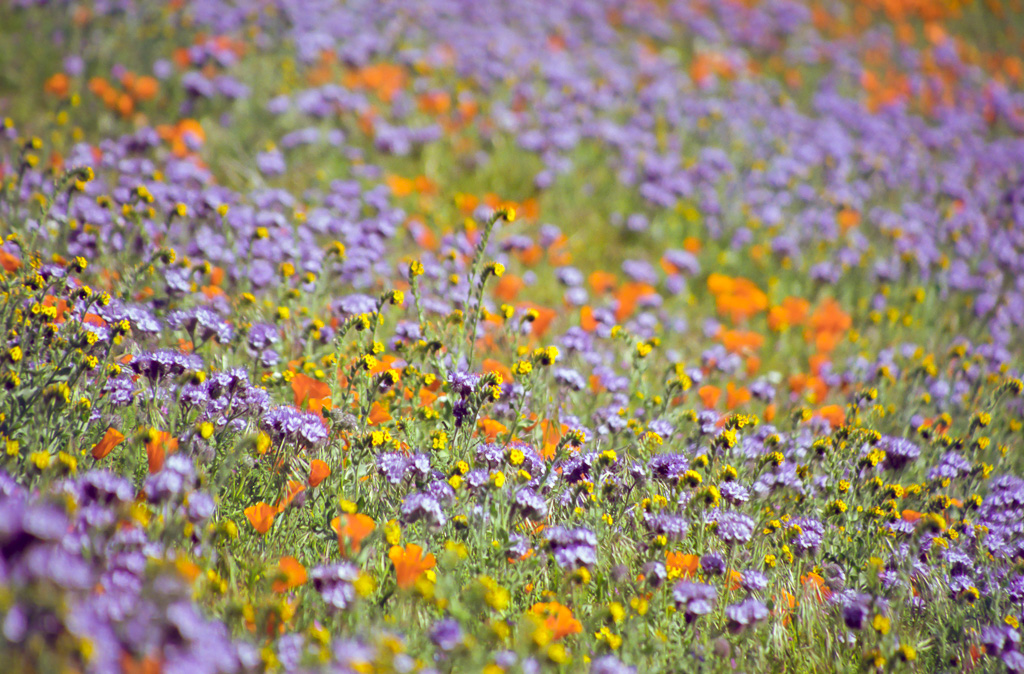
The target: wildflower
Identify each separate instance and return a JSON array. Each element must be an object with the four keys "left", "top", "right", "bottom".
[
  {"left": 530, "top": 602, "right": 582, "bottom": 640},
  {"left": 310, "top": 563, "right": 360, "bottom": 610},
  {"left": 595, "top": 626, "right": 622, "bottom": 650},
  {"left": 309, "top": 459, "right": 331, "bottom": 487},
  {"left": 673, "top": 581, "right": 717, "bottom": 622},
  {"left": 245, "top": 502, "right": 276, "bottom": 534},
  {"left": 725, "top": 598, "right": 769, "bottom": 632},
  {"left": 485, "top": 261, "right": 505, "bottom": 278},
  {"left": 145, "top": 429, "right": 178, "bottom": 473},
  {"left": 272, "top": 557, "right": 308, "bottom": 593},
  {"left": 91, "top": 427, "right": 125, "bottom": 460},
  {"left": 389, "top": 543, "right": 435, "bottom": 589}
]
